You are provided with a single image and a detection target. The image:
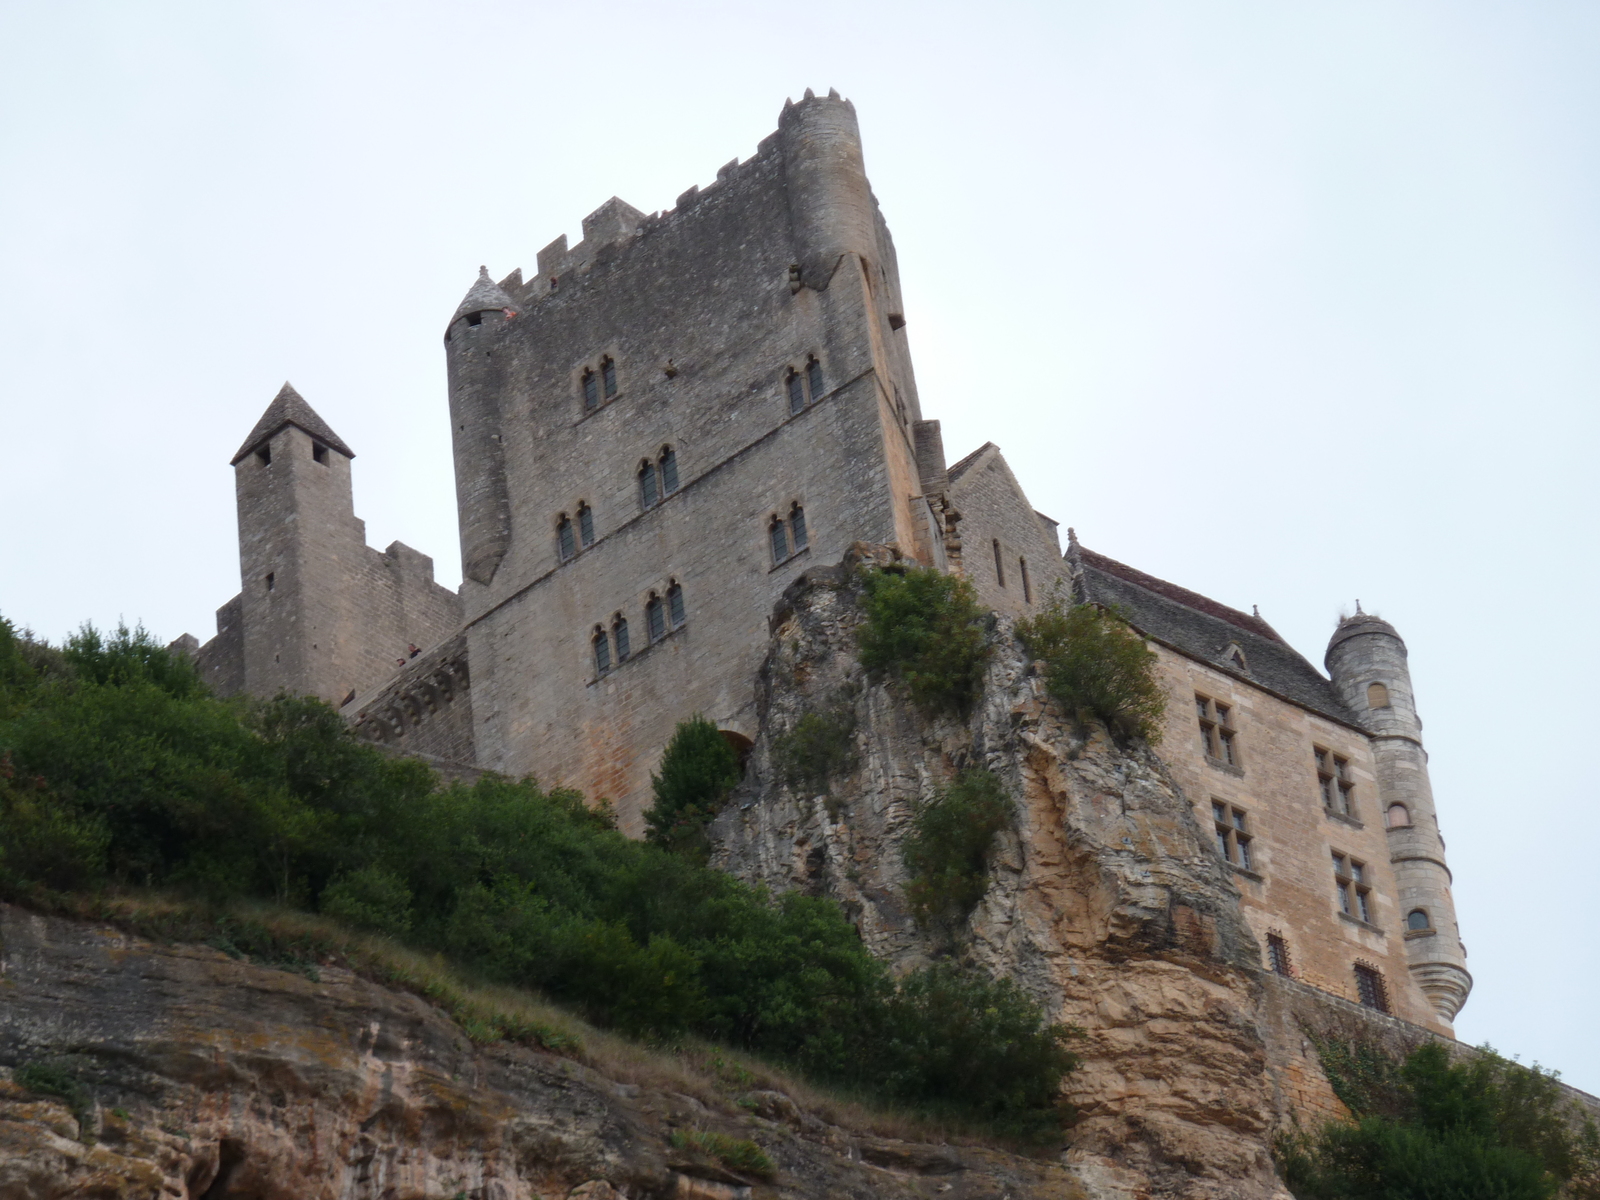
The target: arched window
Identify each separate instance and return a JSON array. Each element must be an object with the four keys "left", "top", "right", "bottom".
[
  {"left": 601, "top": 356, "right": 618, "bottom": 399},
  {"left": 770, "top": 516, "right": 789, "bottom": 564},
  {"left": 1367, "top": 682, "right": 1391, "bottom": 709},
  {"left": 646, "top": 592, "right": 666, "bottom": 642},
  {"left": 639, "top": 460, "right": 658, "bottom": 509},
  {"left": 659, "top": 447, "right": 679, "bottom": 494},
  {"left": 789, "top": 503, "right": 808, "bottom": 551},
  {"left": 1387, "top": 803, "right": 1411, "bottom": 829},
  {"left": 1407, "top": 909, "right": 1431, "bottom": 931},
  {"left": 993, "top": 539, "right": 1006, "bottom": 587},
  {"left": 786, "top": 368, "right": 805, "bottom": 415},
  {"left": 557, "top": 515, "right": 575, "bottom": 561},
  {"left": 667, "top": 581, "right": 685, "bottom": 629},
  {"left": 592, "top": 626, "right": 611, "bottom": 675},
  {"left": 612, "top": 615, "right": 631, "bottom": 662},
  {"left": 581, "top": 369, "right": 599, "bottom": 412},
  {"left": 1020, "top": 557, "right": 1032, "bottom": 604},
  {"left": 806, "top": 355, "right": 823, "bottom": 400},
  {"left": 577, "top": 502, "right": 595, "bottom": 548}
]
